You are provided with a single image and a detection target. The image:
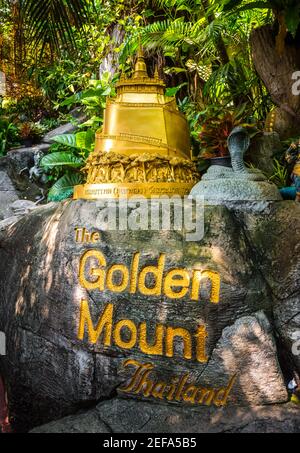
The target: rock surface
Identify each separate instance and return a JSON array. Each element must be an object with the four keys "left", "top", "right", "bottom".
[
  {"left": 10, "top": 200, "right": 37, "bottom": 216},
  {"left": 198, "top": 312, "right": 287, "bottom": 405},
  {"left": 6, "top": 145, "right": 49, "bottom": 201},
  {"left": 31, "top": 399, "right": 300, "bottom": 433},
  {"left": 41, "top": 111, "right": 87, "bottom": 144},
  {"left": 0, "top": 169, "right": 19, "bottom": 220},
  {"left": 0, "top": 199, "right": 299, "bottom": 432},
  {"left": 247, "top": 132, "right": 283, "bottom": 176},
  {"left": 42, "top": 123, "right": 77, "bottom": 143},
  {"left": 240, "top": 201, "right": 300, "bottom": 375}
]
